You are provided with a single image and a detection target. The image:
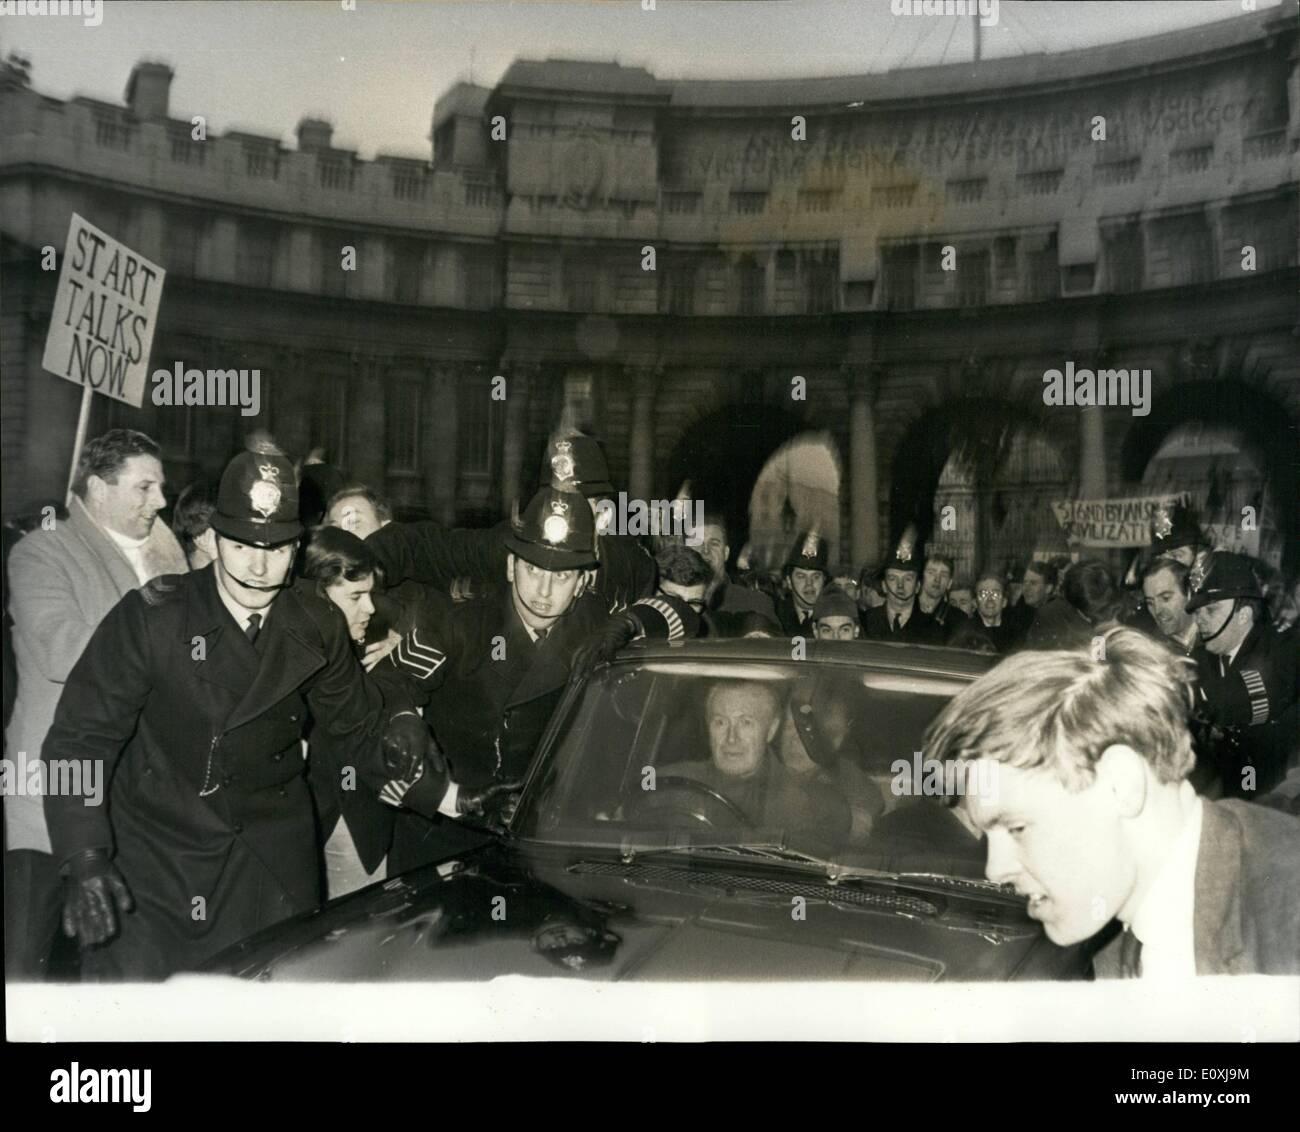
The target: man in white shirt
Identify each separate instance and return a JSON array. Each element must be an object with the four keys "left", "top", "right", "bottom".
[
  {"left": 923, "top": 627, "right": 1300, "bottom": 977},
  {"left": 4, "top": 429, "right": 187, "bottom": 979}
]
